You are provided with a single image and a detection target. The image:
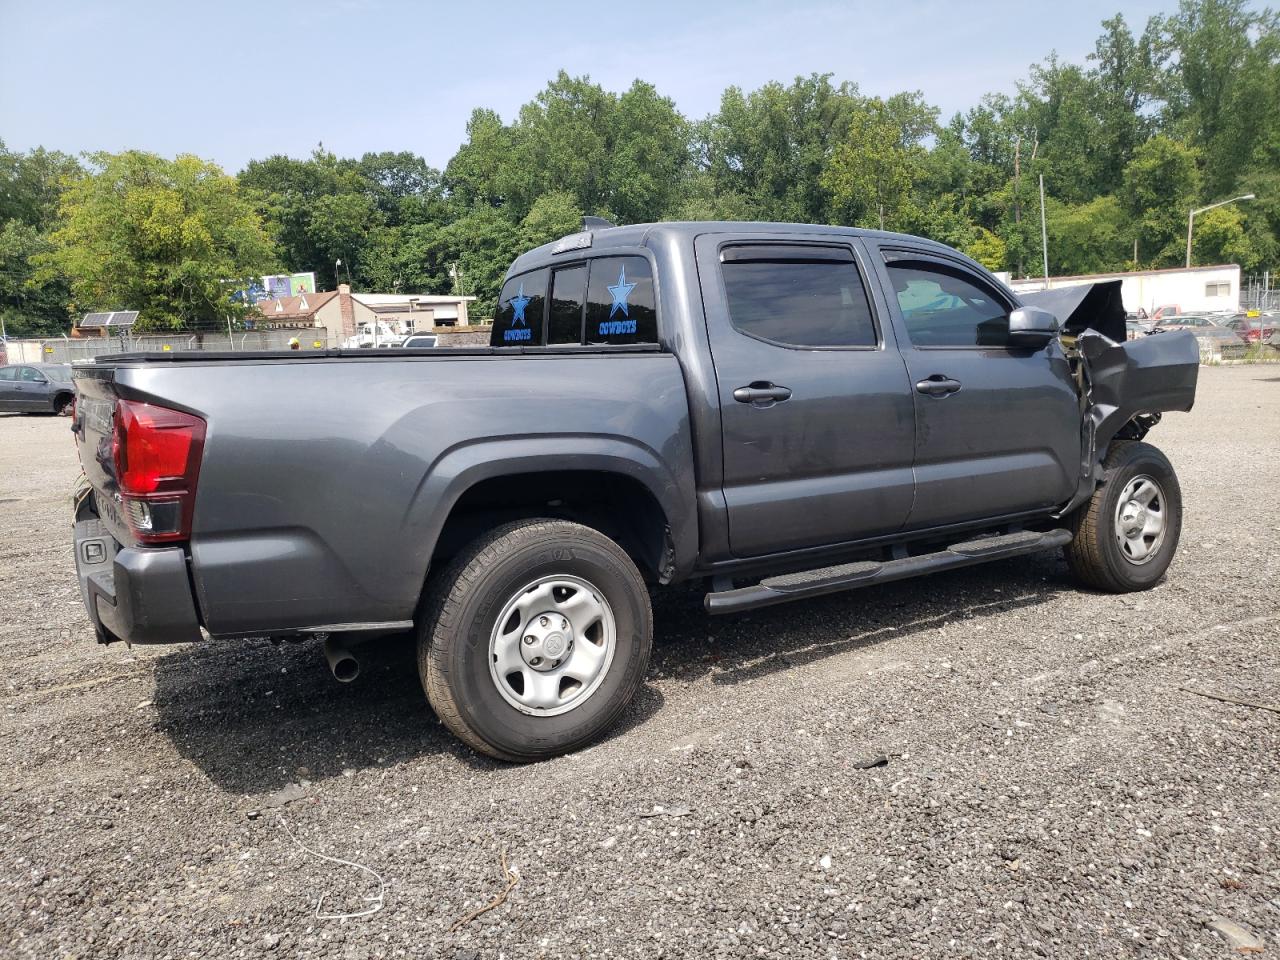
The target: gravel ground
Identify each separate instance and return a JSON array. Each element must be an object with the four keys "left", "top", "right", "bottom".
[{"left": 2, "top": 365, "right": 1278, "bottom": 959}]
